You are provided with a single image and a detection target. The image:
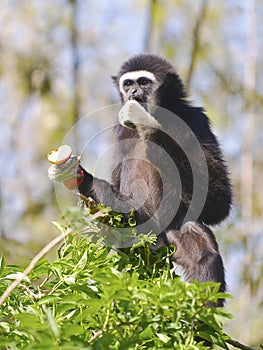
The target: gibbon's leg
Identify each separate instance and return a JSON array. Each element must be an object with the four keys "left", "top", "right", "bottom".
[{"left": 165, "top": 221, "right": 226, "bottom": 306}]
